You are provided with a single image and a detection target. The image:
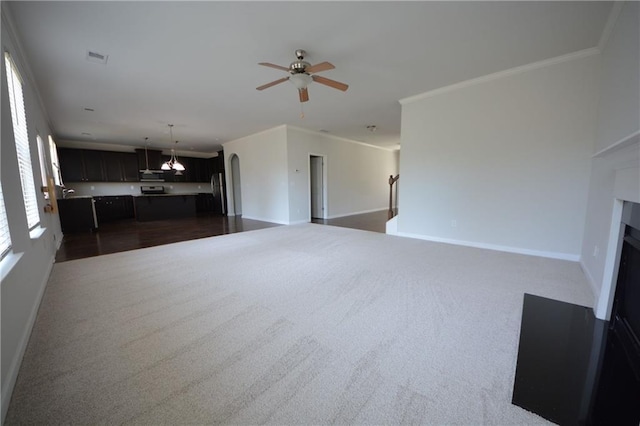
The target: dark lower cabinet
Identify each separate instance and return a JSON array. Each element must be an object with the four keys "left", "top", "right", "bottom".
[
  {"left": 196, "top": 193, "right": 214, "bottom": 213},
  {"left": 57, "top": 198, "right": 97, "bottom": 233},
  {"left": 133, "top": 195, "right": 197, "bottom": 221},
  {"left": 93, "top": 196, "right": 134, "bottom": 223}
]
